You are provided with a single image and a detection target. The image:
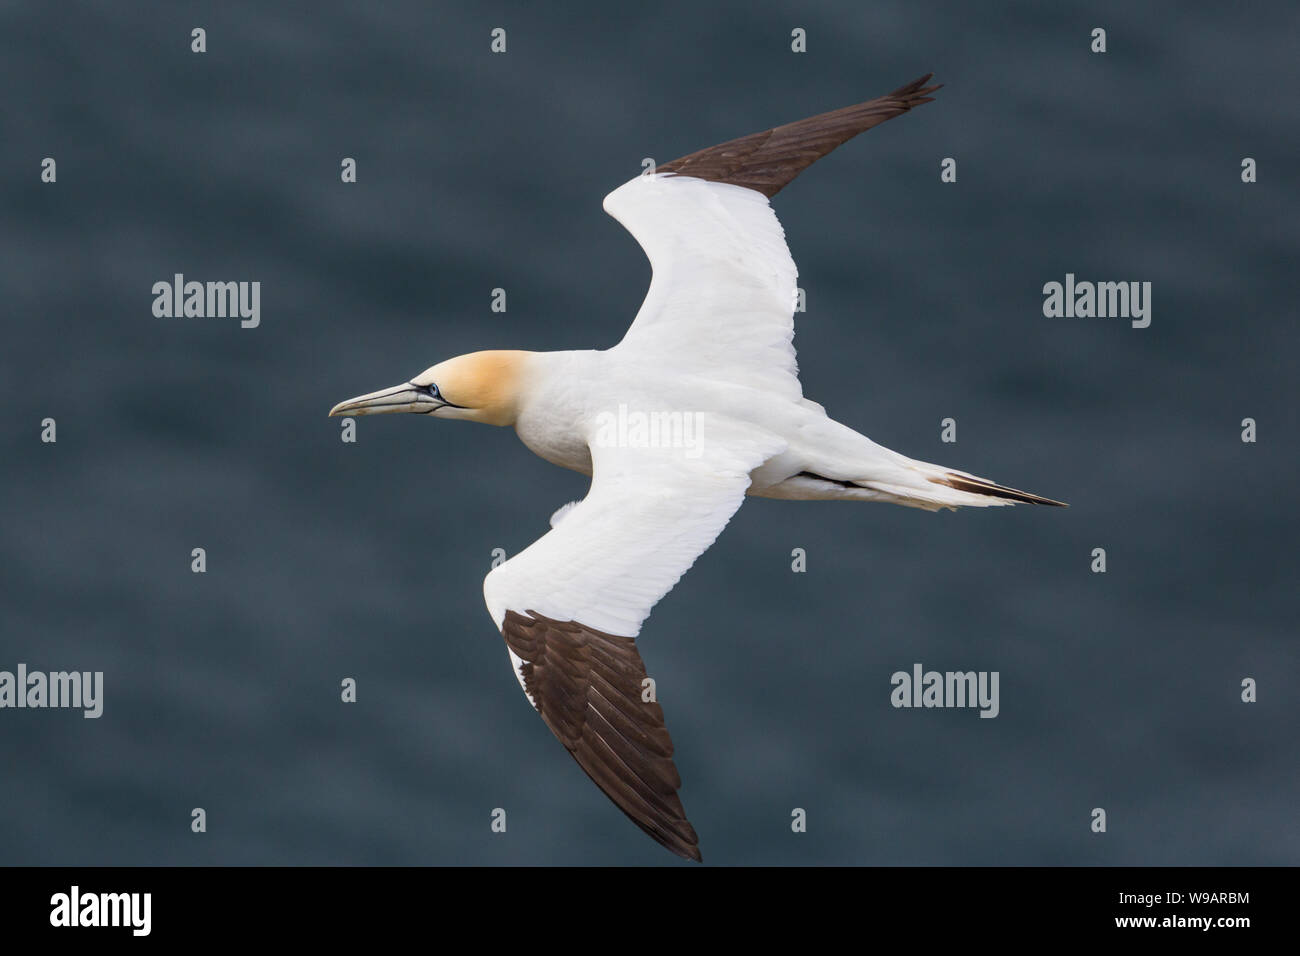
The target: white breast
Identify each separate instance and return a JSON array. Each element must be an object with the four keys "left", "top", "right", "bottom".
[{"left": 513, "top": 350, "right": 600, "bottom": 475}]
